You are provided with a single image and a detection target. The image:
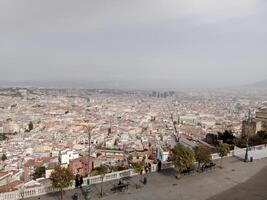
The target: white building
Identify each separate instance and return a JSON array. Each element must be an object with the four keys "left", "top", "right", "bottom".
[
  {"left": 59, "top": 149, "right": 79, "bottom": 164},
  {"left": 156, "top": 146, "right": 170, "bottom": 162},
  {"left": 0, "top": 126, "right": 3, "bottom": 134}
]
